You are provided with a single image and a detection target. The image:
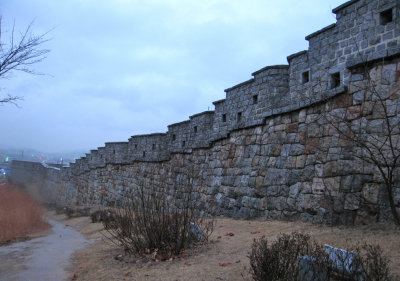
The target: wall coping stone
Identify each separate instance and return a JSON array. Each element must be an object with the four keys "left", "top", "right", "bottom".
[
  {"left": 129, "top": 133, "right": 167, "bottom": 139},
  {"left": 212, "top": 99, "right": 225, "bottom": 105},
  {"left": 305, "top": 23, "right": 336, "bottom": 41},
  {"left": 251, "top": 64, "right": 289, "bottom": 76},
  {"left": 224, "top": 78, "right": 255, "bottom": 93},
  {"left": 287, "top": 50, "right": 308, "bottom": 63},
  {"left": 168, "top": 120, "right": 191, "bottom": 128},
  {"left": 332, "top": 0, "right": 360, "bottom": 14},
  {"left": 190, "top": 110, "right": 215, "bottom": 119}
]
